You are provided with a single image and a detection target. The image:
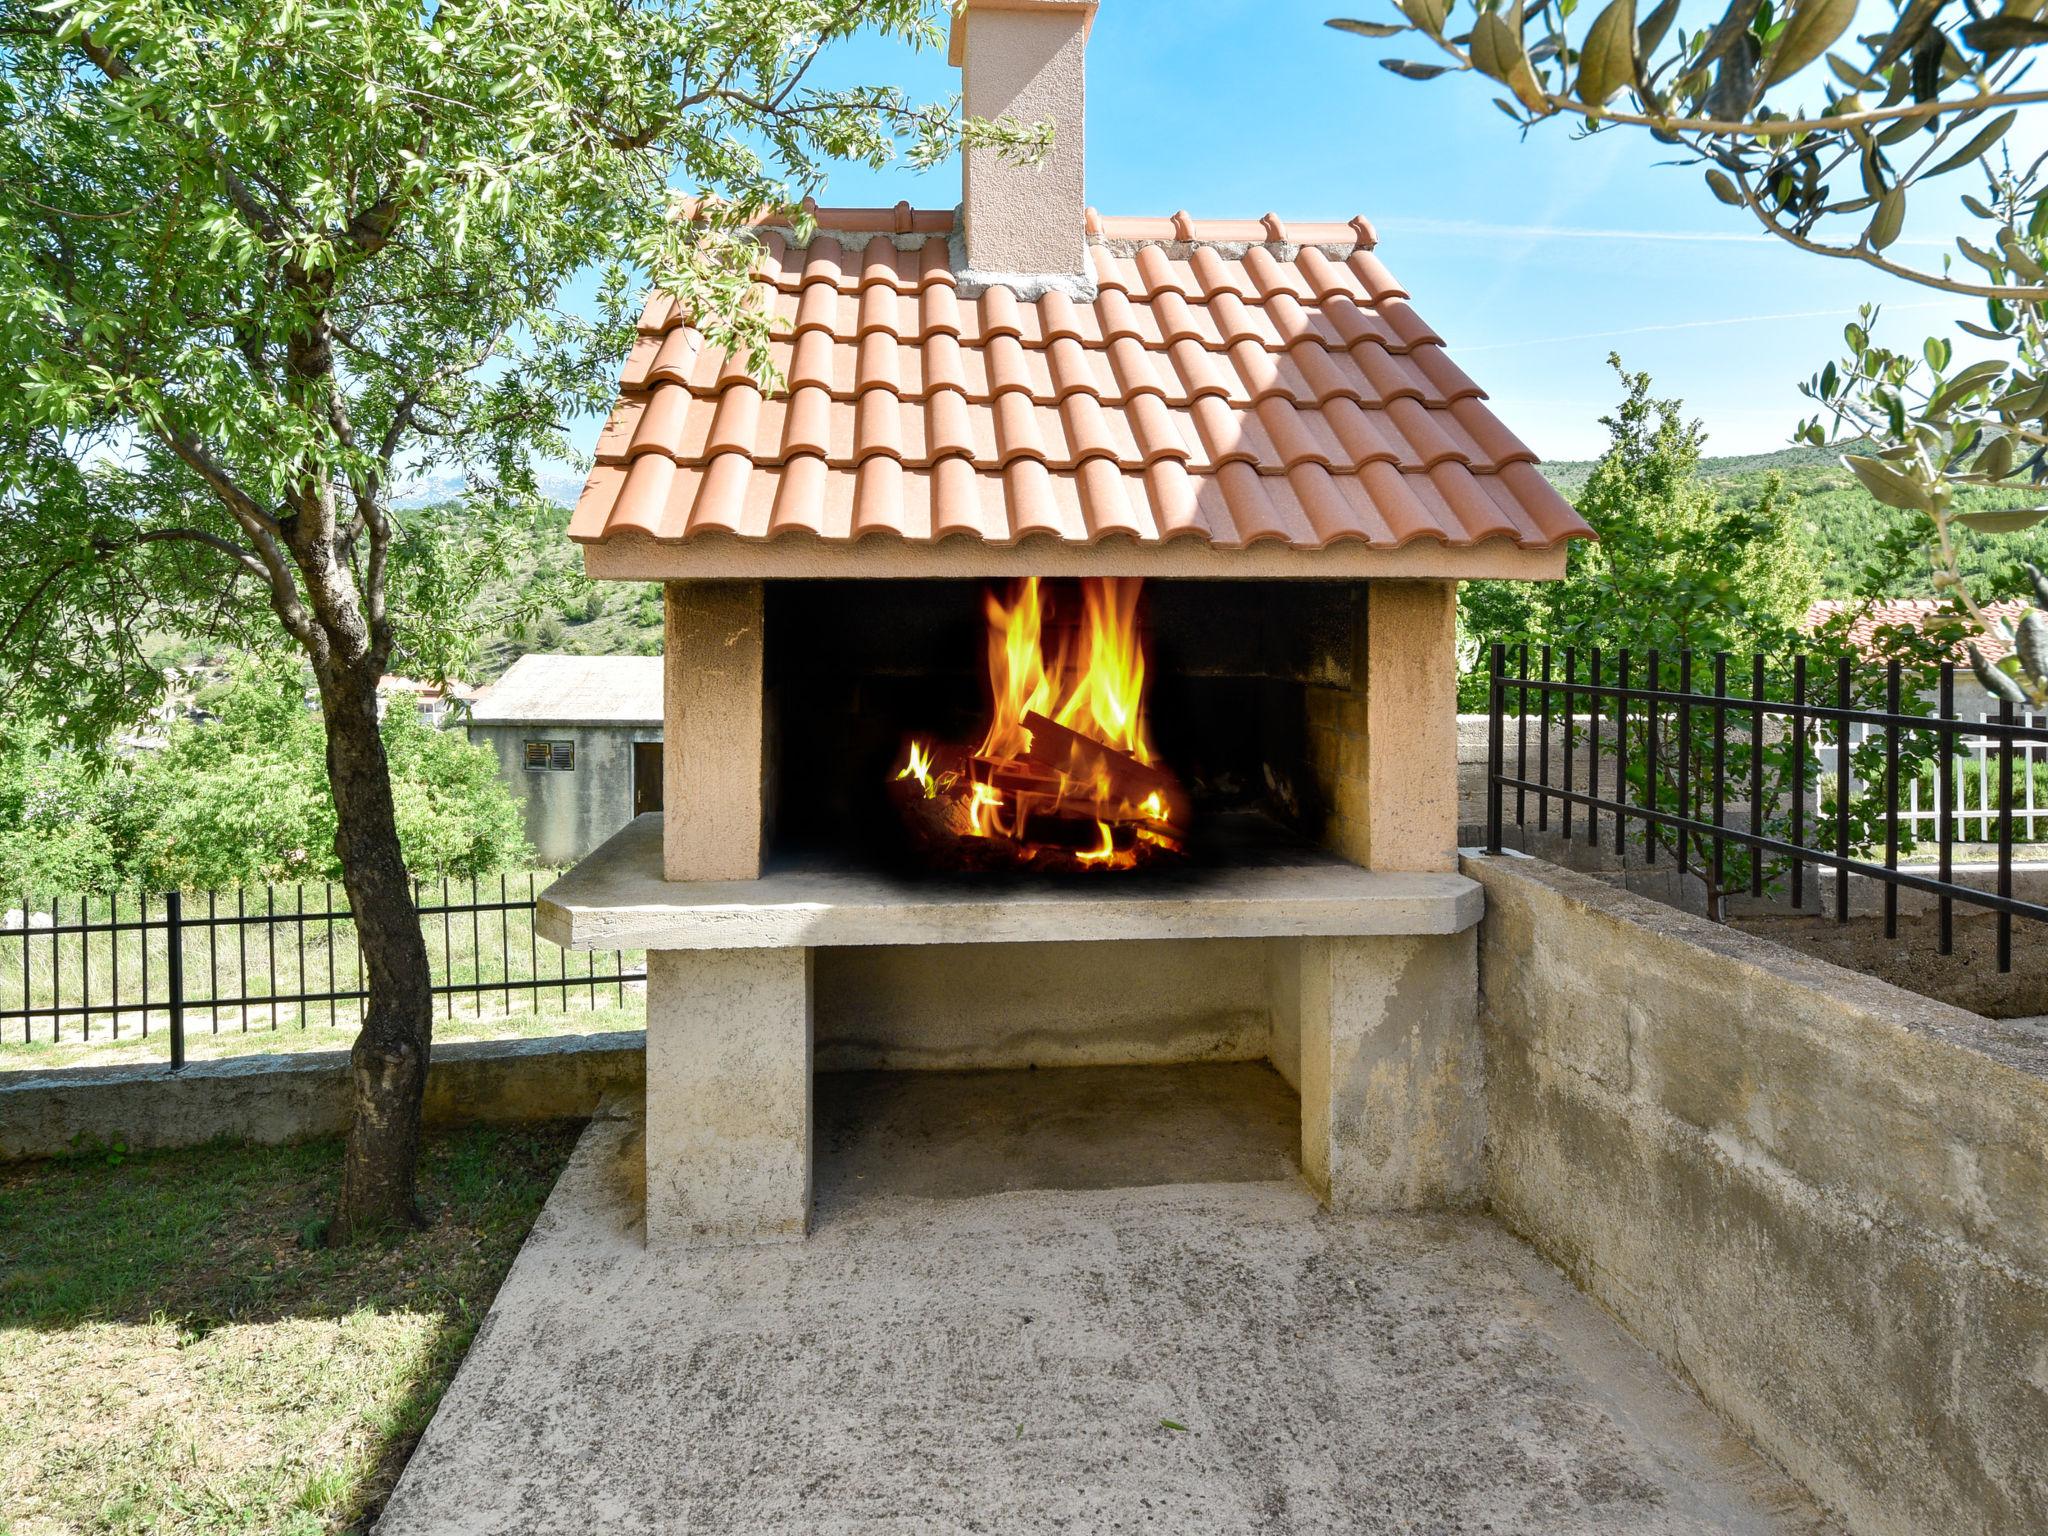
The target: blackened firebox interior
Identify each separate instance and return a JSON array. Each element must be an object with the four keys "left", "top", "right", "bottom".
[{"left": 762, "top": 578, "right": 1361, "bottom": 873}]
